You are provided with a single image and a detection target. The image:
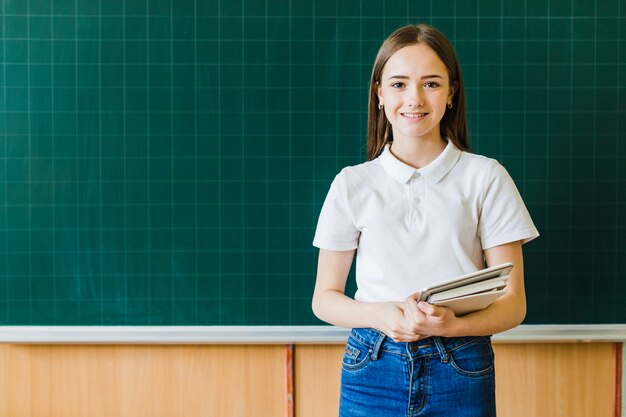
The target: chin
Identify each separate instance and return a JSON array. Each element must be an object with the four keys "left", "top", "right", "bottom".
[{"left": 403, "top": 128, "right": 437, "bottom": 140}]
